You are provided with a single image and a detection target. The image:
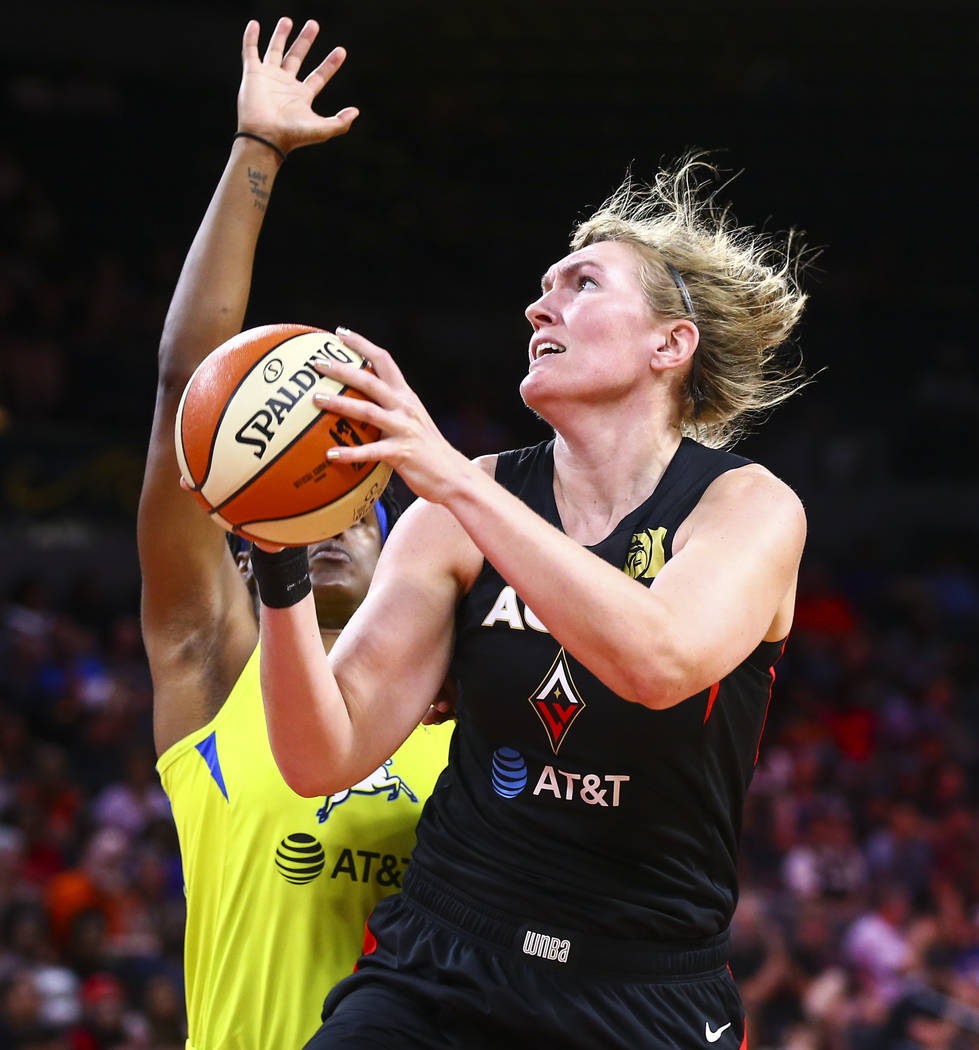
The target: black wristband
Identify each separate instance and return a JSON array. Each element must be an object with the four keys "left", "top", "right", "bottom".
[
  {"left": 250, "top": 545, "right": 311, "bottom": 609},
  {"left": 233, "top": 130, "right": 287, "bottom": 164}
]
